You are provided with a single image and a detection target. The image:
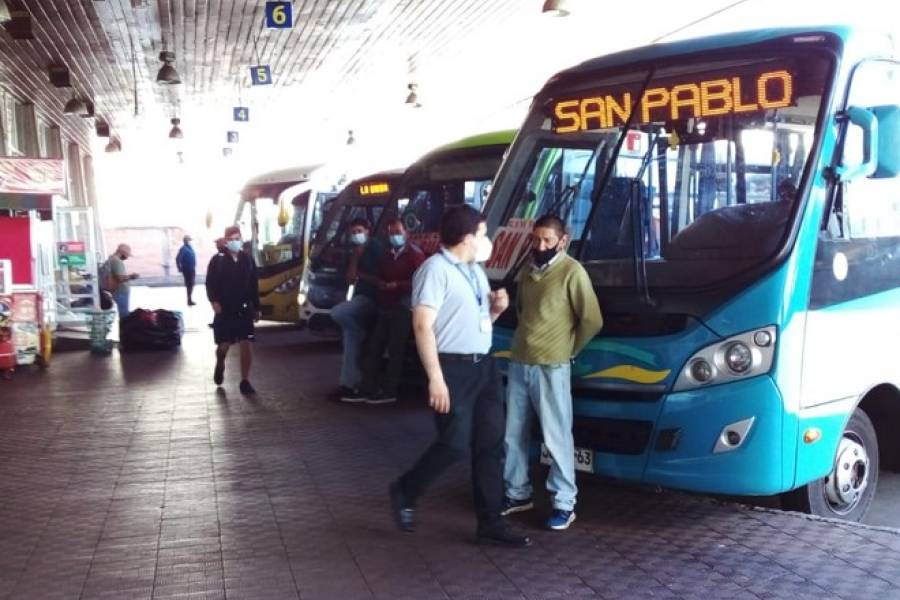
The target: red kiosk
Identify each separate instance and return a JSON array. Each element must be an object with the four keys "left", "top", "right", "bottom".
[{"left": 0, "top": 158, "right": 67, "bottom": 377}]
